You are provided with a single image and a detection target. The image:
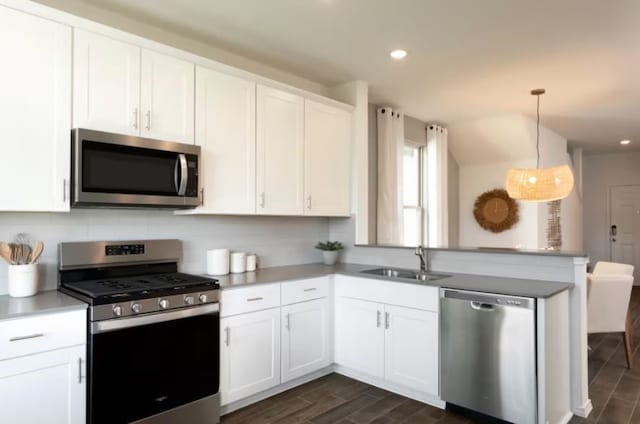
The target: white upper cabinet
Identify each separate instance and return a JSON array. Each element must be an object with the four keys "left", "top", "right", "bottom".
[
  {"left": 0, "top": 6, "right": 71, "bottom": 212},
  {"left": 73, "top": 30, "right": 194, "bottom": 143},
  {"left": 256, "top": 85, "right": 304, "bottom": 215},
  {"left": 73, "top": 29, "right": 140, "bottom": 136},
  {"left": 304, "top": 100, "right": 352, "bottom": 216},
  {"left": 192, "top": 66, "right": 256, "bottom": 214},
  {"left": 140, "top": 49, "right": 194, "bottom": 143}
]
